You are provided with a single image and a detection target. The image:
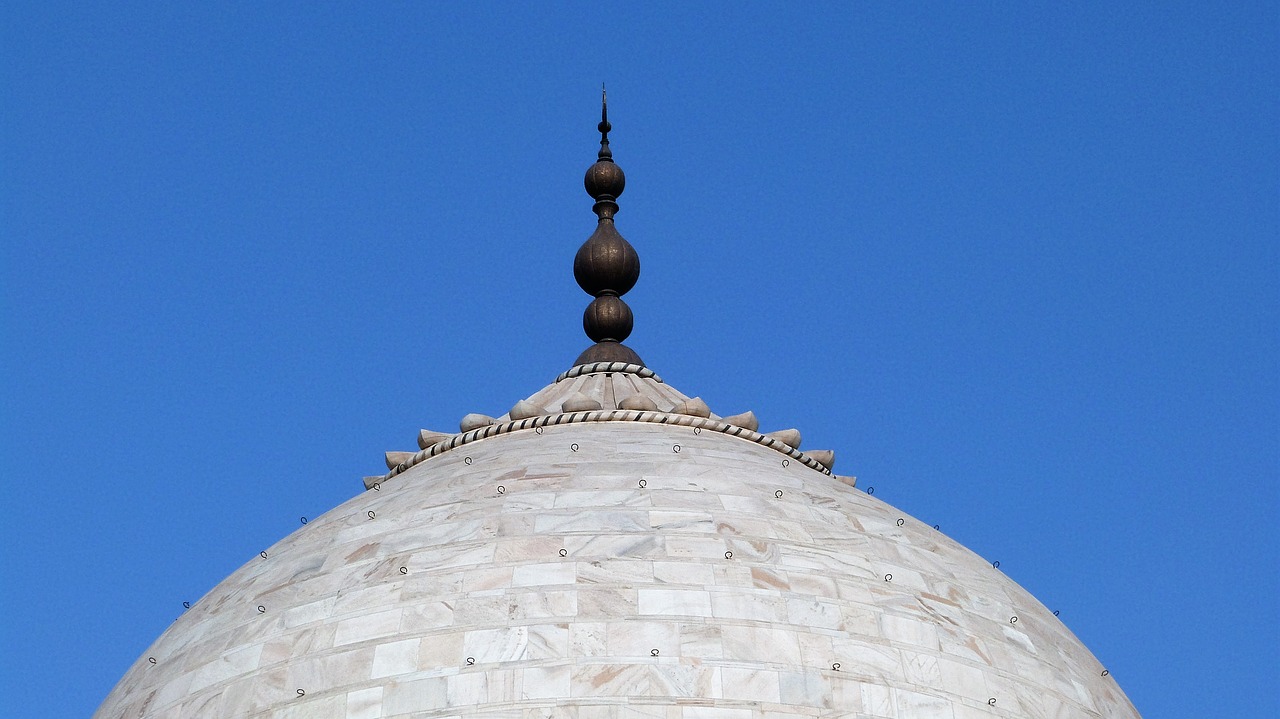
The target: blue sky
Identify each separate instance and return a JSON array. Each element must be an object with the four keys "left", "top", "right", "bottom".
[{"left": 2, "top": 3, "right": 1276, "bottom": 717}]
